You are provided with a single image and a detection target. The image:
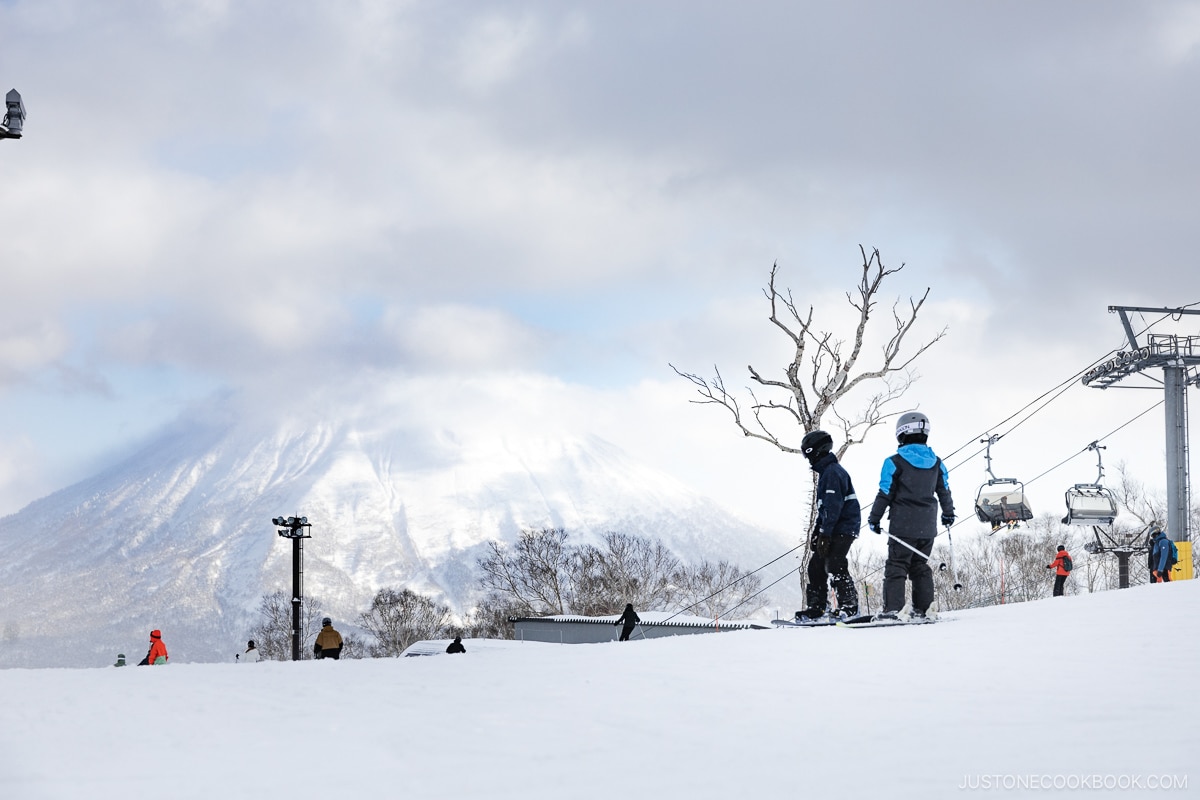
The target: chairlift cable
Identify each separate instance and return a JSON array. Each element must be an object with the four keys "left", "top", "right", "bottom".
[
  {"left": 1020, "top": 399, "right": 1164, "bottom": 487},
  {"left": 660, "top": 544, "right": 802, "bottom": 625},
  {"left": 940, "top": 304, "right": 1185, "bottom": 464},
  {"left": 940, "top": 349, "right": 1115, "bottom": 463},
  {"left": 717, "top": 566, "right": 799, "bottom": 620}
]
